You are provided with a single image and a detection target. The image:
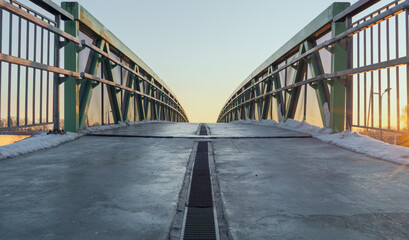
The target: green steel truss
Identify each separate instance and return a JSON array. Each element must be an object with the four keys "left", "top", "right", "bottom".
[
  {"left": 217, "top": 2, "right": 351, "bottom": 132},
  {"left": 62, "top": 2, "right": 188, "bottom": 132}
]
